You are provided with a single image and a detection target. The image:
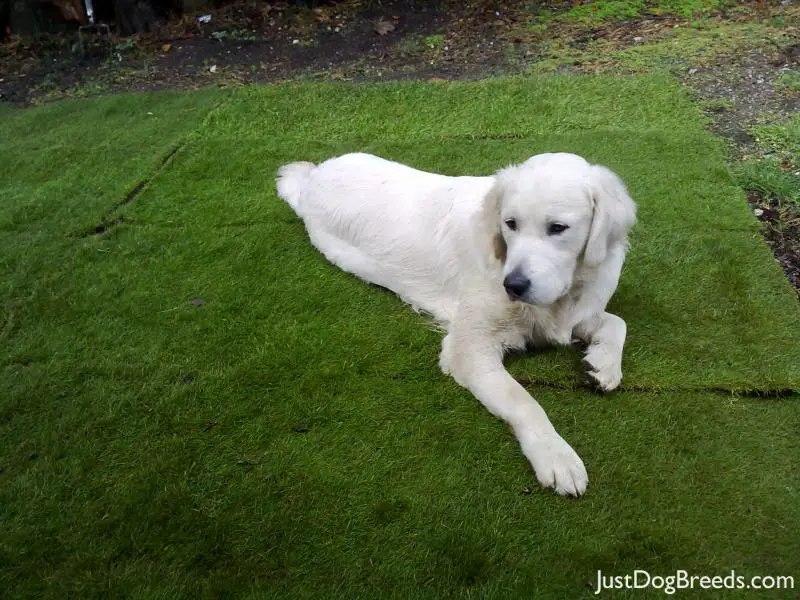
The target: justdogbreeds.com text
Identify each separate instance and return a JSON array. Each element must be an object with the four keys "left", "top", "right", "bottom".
[{"left": 594, "top": 570, "right": 795, "bottom": 595}]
